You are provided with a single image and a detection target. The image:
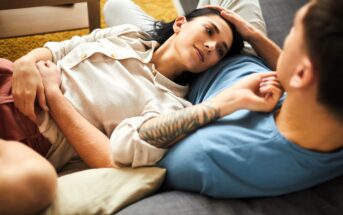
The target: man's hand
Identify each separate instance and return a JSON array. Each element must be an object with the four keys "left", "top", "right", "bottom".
[
  {"left": 13, "top": 56, "right": 48, "bottom": 123},
  {"left": 210, "top": 72, "right": 283, "bottom": 116},
  {"left": 206, "top": 5, "right": 260, "bottom": 42},
  {"left": 206, "top": 5, "right": 282, "bottom": 70}
]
